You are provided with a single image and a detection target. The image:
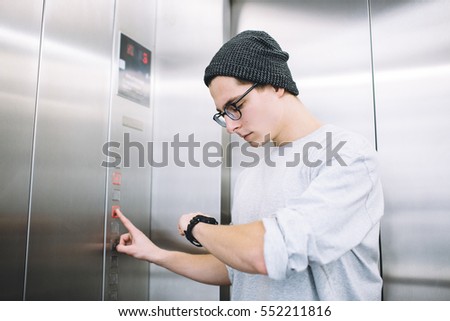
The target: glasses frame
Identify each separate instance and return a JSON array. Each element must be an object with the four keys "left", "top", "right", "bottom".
[{"left": 213, "top": 83, "right": 259, "bottom": 127}]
